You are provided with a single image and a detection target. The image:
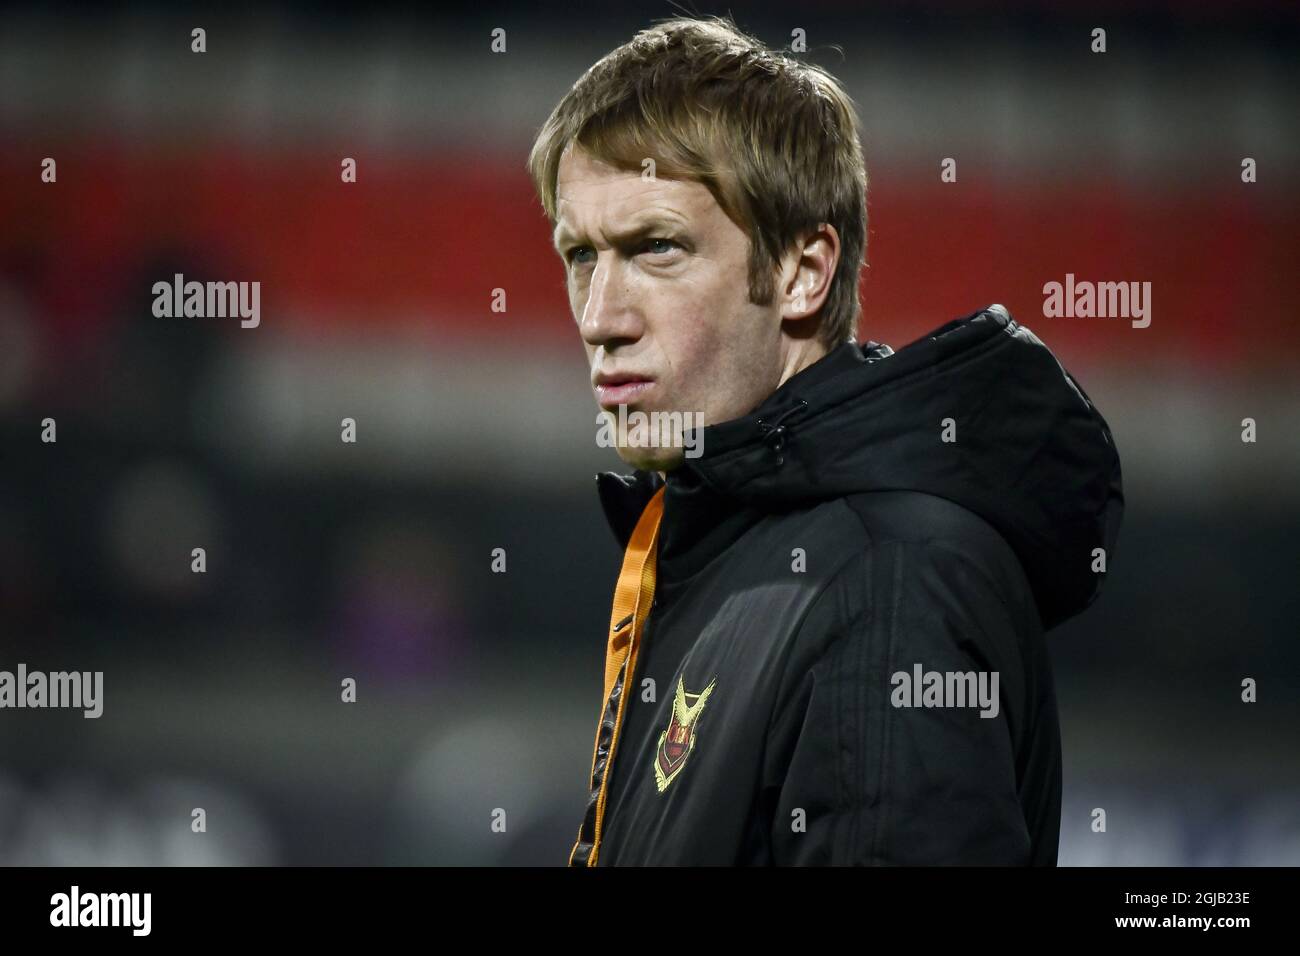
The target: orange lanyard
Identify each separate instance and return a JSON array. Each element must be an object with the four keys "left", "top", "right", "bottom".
[{"left": 570, "top": 485, "right": 665, "bottom": 866}]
